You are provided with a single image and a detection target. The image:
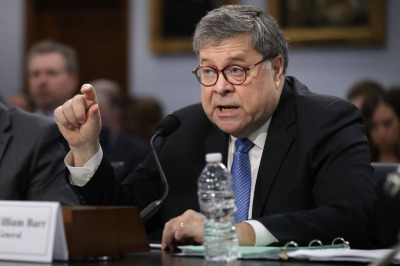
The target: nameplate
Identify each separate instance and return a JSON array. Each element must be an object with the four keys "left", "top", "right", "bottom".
[{"left": 0, "top": 201, "right": 68, "bottom": 263}]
